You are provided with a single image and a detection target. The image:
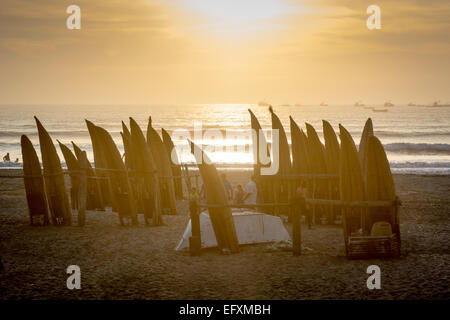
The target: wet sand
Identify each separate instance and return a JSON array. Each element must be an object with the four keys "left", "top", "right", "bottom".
[{"left": 0, "top": 169, "right": 449, "bottom": 299}]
